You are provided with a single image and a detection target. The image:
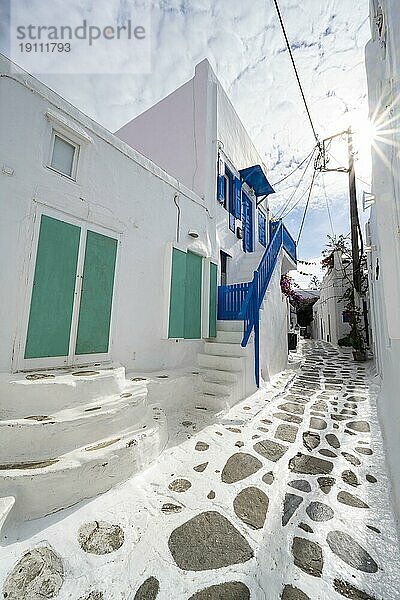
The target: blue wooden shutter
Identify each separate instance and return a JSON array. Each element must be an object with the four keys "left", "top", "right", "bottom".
[
  {"left": 233, "top": 177, "right": 242, "bottom": 219},
  {"left": 217, "top": 175, "right": 225, "bottom": 204},
  {"left": 258, "top": 210, "right": 266, "bottom": 246}
]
